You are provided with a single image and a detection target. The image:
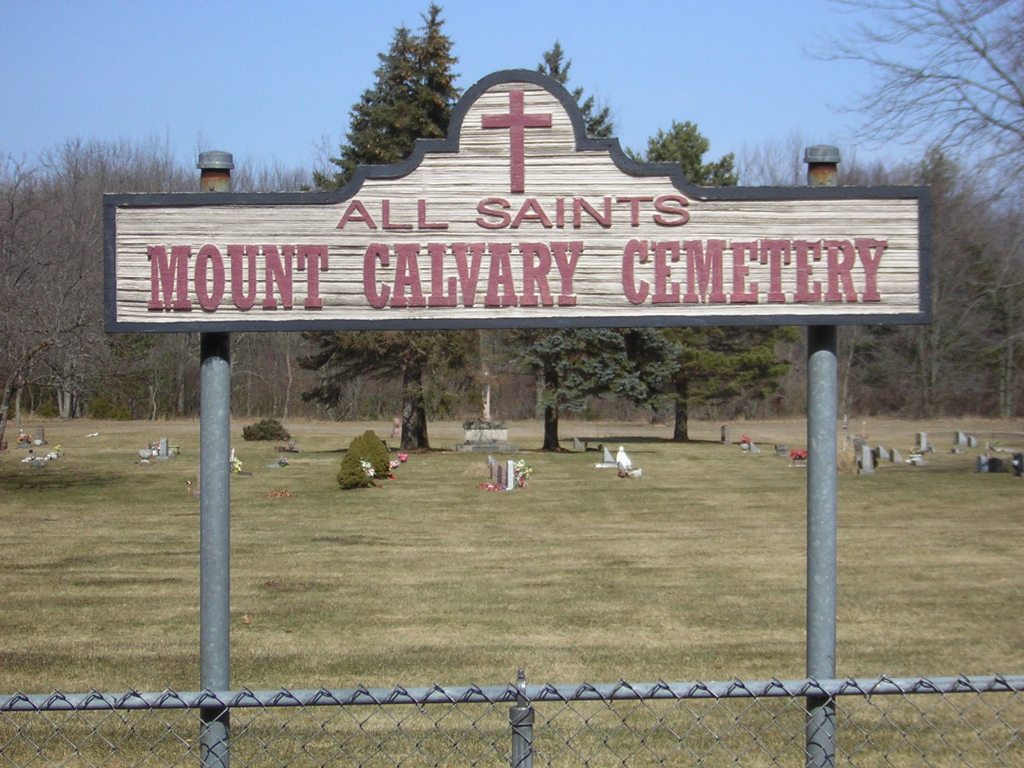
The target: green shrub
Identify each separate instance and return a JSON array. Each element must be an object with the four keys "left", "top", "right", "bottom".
[
  {"left": 242, "top": 418, "right": 290, "bottom": 441},
  {"left": 88, "top": 396, "right": 131, "bottom": 420},
  {"left": 35, "top": 400, "right": 58, "bottom": 418},
  {"left": 337, "top": 430, "right": 390, "bottom": 490}
]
